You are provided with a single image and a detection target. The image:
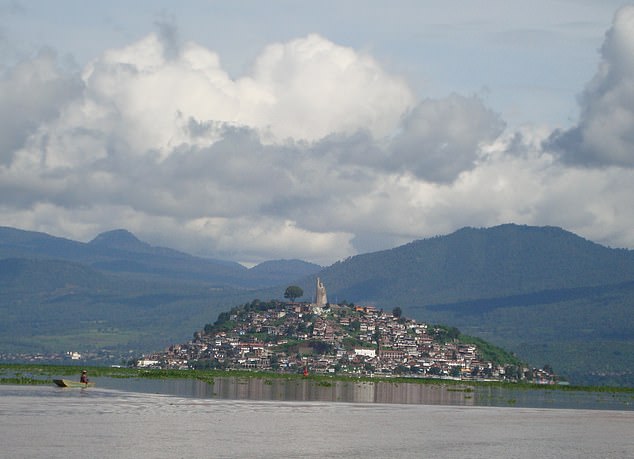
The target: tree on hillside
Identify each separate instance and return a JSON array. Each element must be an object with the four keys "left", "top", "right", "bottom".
[
  {"left": 284, "top": 285, "right": 304, "bottom": 302},
  {"left": 433, "top": 325, "right": 460, "bottom": 343},
  {"left": 392, "top": 306, "right": 403, "bottom": 318}
]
